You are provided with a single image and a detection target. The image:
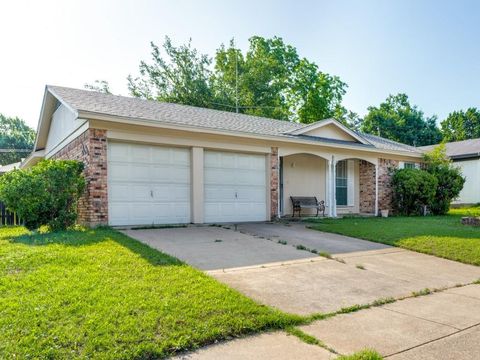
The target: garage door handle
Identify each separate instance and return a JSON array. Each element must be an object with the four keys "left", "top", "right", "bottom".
[
  {"left": 235, "top": 192, "right": 238, "bottom": 199},
  {"left": 150, "top": 190, "right": 153, "bottom": 197}
]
